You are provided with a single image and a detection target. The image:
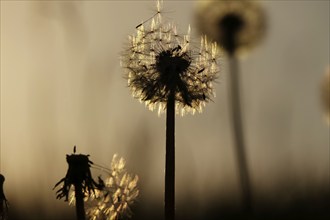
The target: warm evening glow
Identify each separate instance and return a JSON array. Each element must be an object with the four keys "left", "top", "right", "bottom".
[{"left": 1, "top": 1, "right": 329, "bottom": 219}]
